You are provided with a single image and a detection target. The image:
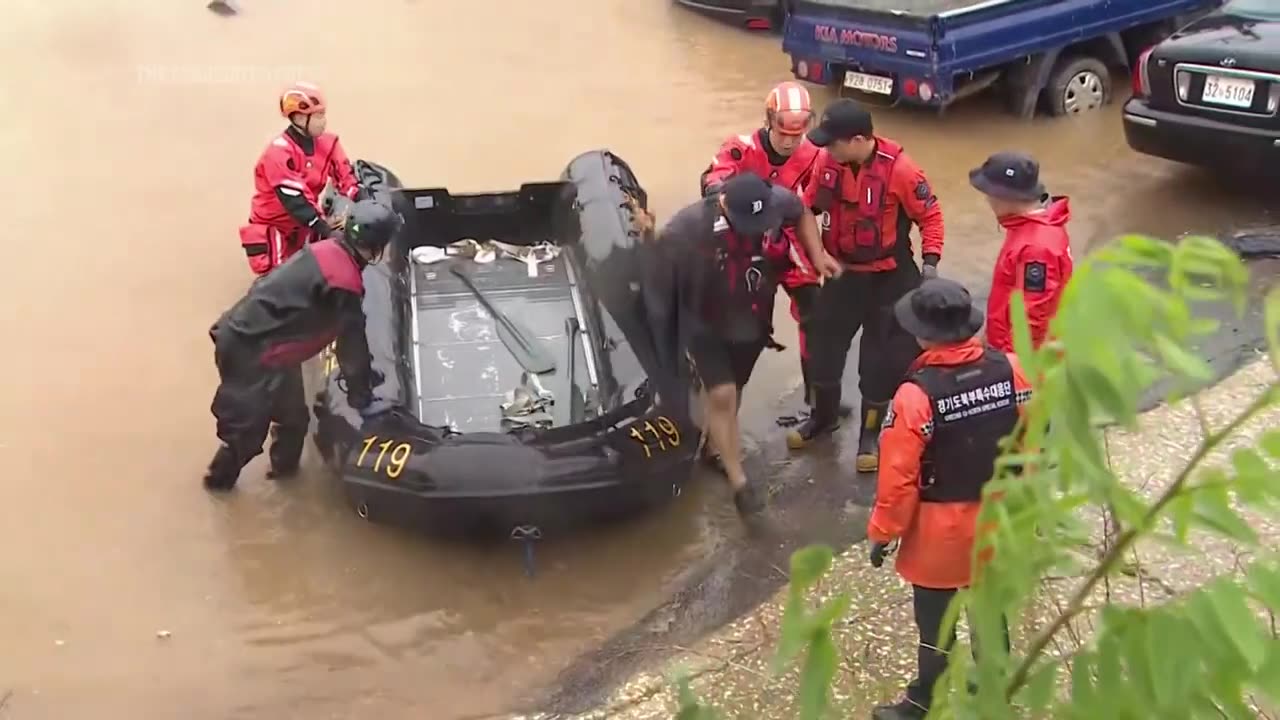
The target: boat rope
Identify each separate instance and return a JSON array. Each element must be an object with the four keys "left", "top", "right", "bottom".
[{"left": 510, "top": 525, "right": 543, "bottom": 578}]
